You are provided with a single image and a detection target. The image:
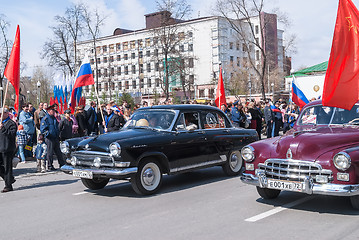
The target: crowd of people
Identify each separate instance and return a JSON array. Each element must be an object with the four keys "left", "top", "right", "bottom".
[{"left": 0, "top": 97, "right": 301, "bottom": 193}]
